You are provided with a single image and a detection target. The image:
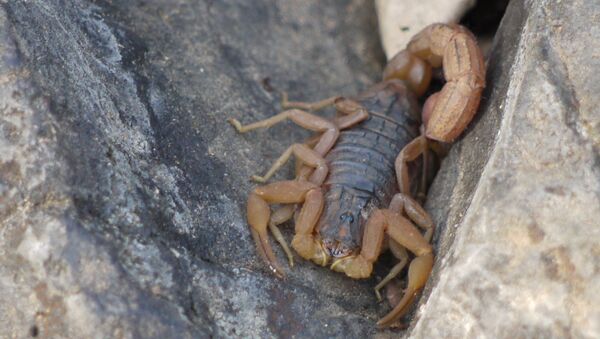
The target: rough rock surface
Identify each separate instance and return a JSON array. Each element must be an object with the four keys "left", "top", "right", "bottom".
[
  {"left": 0, "top": 0, "right": 386, "bottom": 338},
  {"left": 412, "top": 0, "right": 600, "bottom": 338},
  {"left": 1, "top": 0, "right": 599, "bottom": 338}
]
